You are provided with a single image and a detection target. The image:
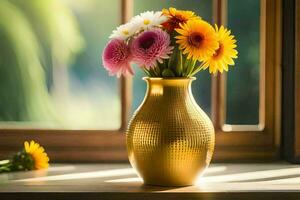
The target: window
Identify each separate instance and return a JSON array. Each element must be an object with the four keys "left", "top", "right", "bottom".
[
  {"left": 226, "top": 0, "right": 260, "bottom": 125},
  {"left": 0, "top": 0, "right": 121, "bottom": 130},
  {"left": 0, "top": 0, "right": 281, "bottom": 162}
]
